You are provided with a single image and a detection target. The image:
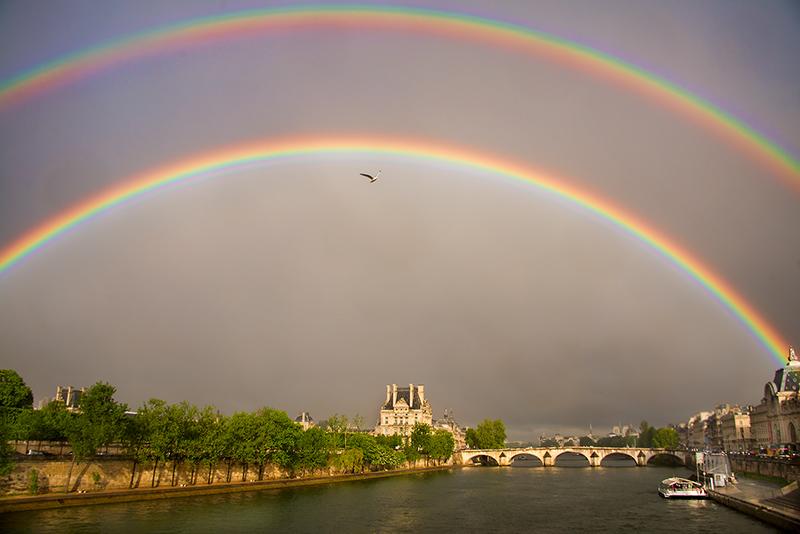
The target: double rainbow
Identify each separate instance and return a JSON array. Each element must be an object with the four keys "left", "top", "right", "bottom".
[
  {"left": 1, "top": 5, "right": 798, "bottom": 191},
  {"left": 0, "top": 134, "right": 790, "bottom": 365}
]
